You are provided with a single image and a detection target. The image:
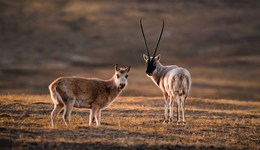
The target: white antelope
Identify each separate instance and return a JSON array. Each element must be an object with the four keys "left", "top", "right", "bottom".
[
  {"left": 49, "top": 64, "right": 131, "bottom": 127},
  {"left": 140, "top": 19, "right": 191, "bottom": 124}
]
